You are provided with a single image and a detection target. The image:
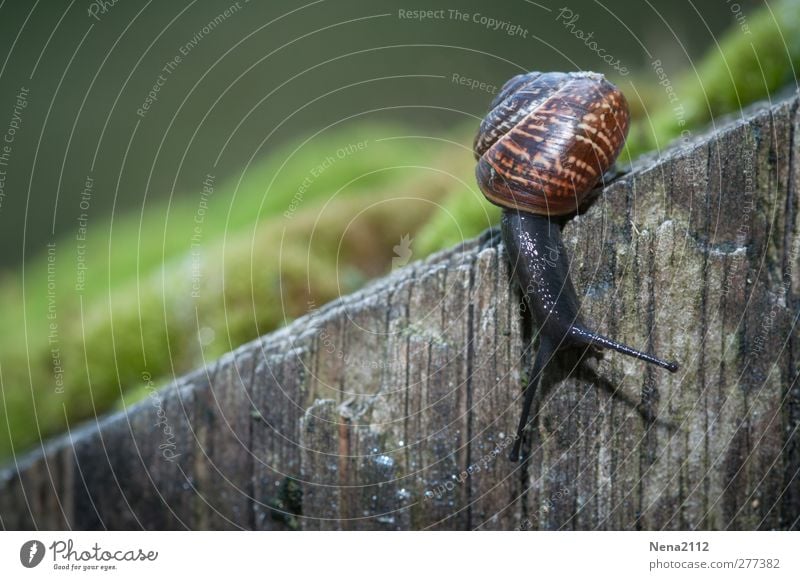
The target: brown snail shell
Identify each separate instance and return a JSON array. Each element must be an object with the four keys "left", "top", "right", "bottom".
[{"left": 474, "top": 71, "right": 630, "bottom": 216}]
